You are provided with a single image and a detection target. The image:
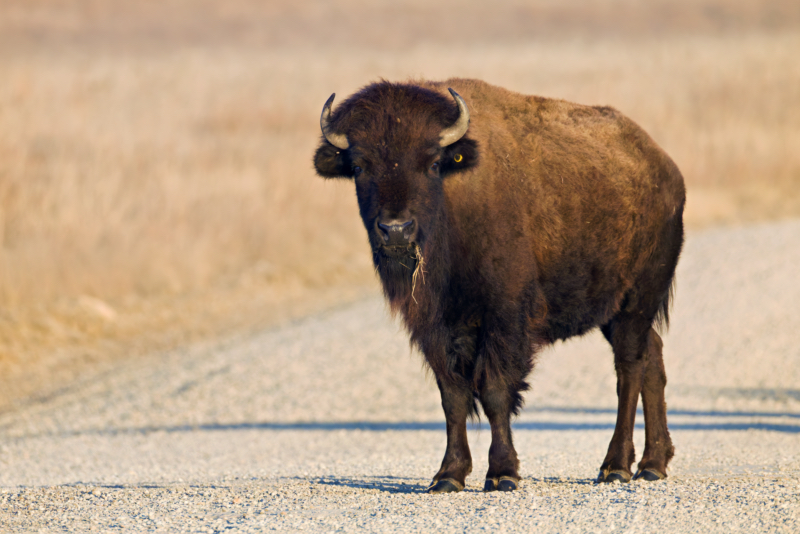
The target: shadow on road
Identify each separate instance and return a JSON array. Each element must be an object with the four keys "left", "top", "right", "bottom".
[
  {"left": 308, "top": 475, "right": 597, "bottom": 493},
  {"left": 311, "top": 476, "right": 426, "bottom": 494},
  {"left": 13, "top": 411, "right": 800, "bottom": 442},
  {"left": 527, "top": 405, "right": 800, "bottom": 420}
]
